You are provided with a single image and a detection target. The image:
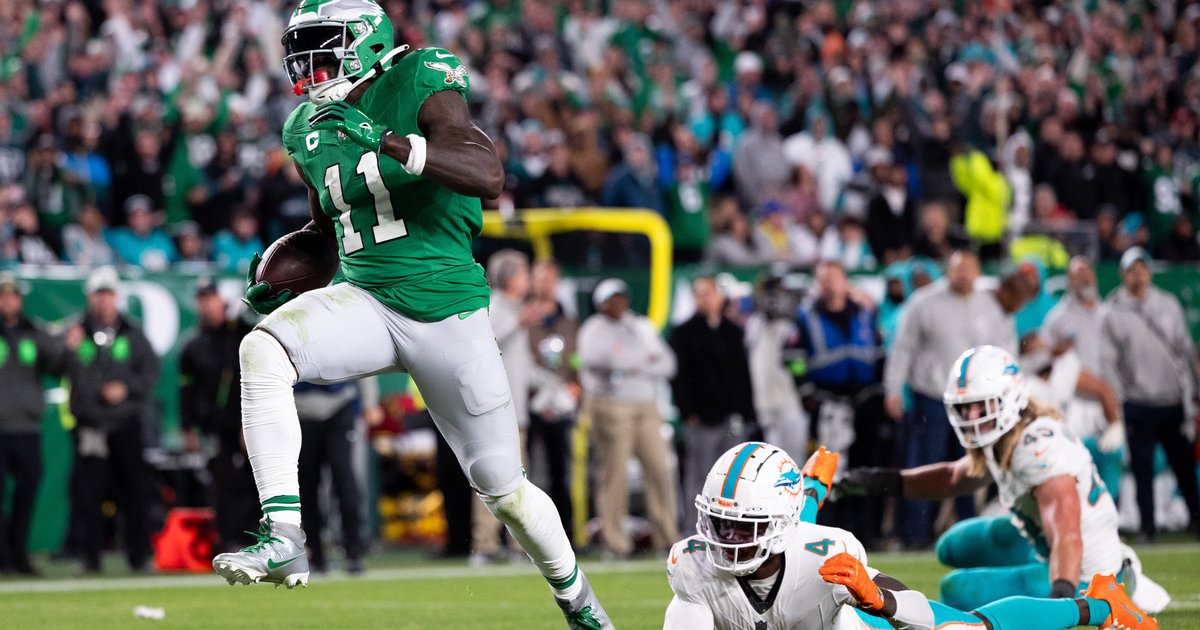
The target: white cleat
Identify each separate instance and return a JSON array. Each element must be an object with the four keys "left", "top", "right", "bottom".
[{"left": 213, "top": 518, "right": 310, "bottom": 589}]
